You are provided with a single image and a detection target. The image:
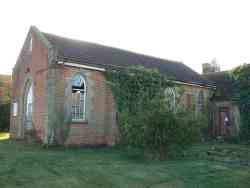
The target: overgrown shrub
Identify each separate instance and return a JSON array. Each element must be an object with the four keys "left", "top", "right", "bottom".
[
  {"left": 0, "top": 74, "right": 11, "bottom": 131},
  {"left": 0, "top": 103, "right": 10, "bottom": 131},
  {"left": 106, "top": 66, "right": 204, "bottom": 160},
  {"left": 143, "top": 97, "right": 202, "bottom": 160},
  {"left": 232, "top": 64, "right": 250, "bottom": 142}
]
